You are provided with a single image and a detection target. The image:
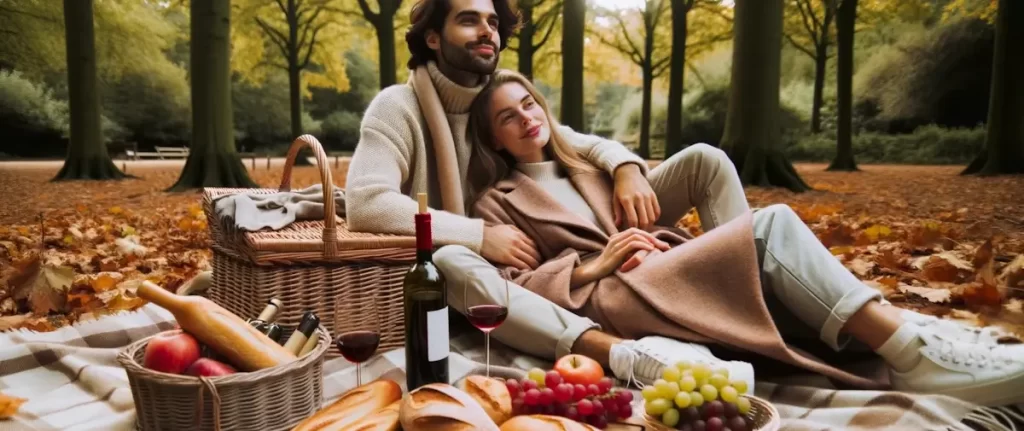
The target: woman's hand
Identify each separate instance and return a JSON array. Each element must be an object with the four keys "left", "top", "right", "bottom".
[{"left": 572, "top": 229, "right": 670, "bottom": 287}]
